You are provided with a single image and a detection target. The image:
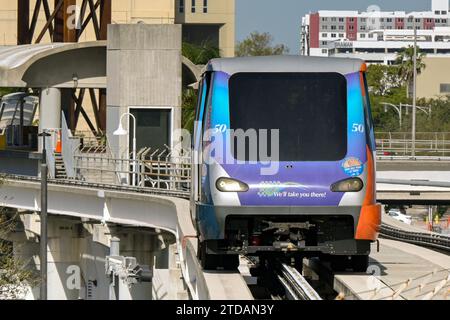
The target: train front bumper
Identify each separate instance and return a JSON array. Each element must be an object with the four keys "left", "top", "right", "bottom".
[{"left": 197, "top": 204, "right": 381, "bottom": 243}]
